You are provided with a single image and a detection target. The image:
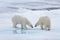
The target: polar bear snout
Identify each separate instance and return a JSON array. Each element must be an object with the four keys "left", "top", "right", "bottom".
[
  {"left": 34, "top": 24, "right": 37, "bottom": 27},
  {"left": 30, "top": 25, "right": 33, "bottom": 28}
]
